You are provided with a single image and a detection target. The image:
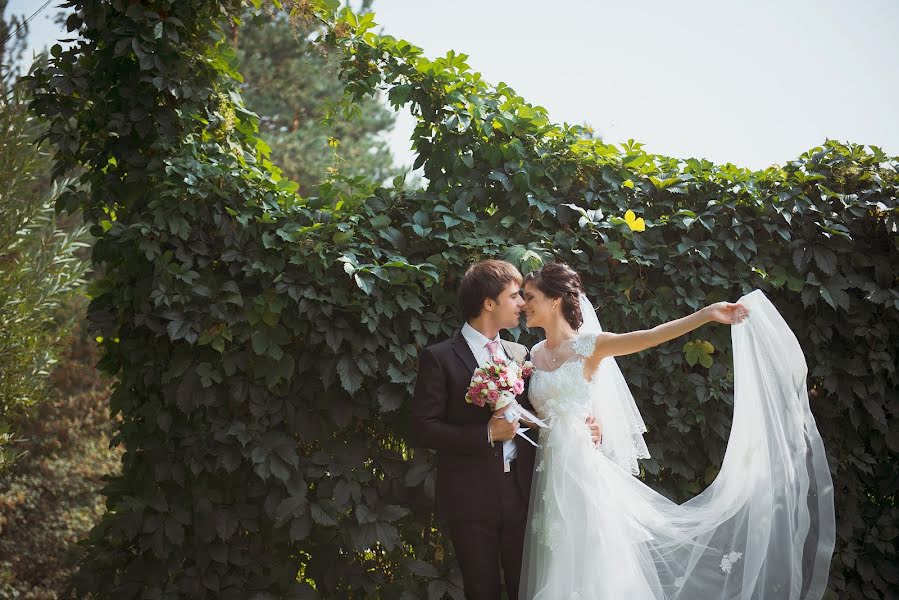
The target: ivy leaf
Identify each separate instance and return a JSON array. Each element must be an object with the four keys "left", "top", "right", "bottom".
[
  {"left": 380, "top": 504, "right": 411, "bottom": 522},
  {"left": 487, "top": 170, "right": 512, "bottom": 191},
  {"left": 863, "top": 397, "right": 887, "bottom": 427},
  {"left": 605, "top": 241, "right": 626, "bottom": 261},
  {"left": 166, "top": 318, "right": 192, "bottom": 342},
  {"left": 442, "top": 215, "right": 461, "bottom": 228},
  {"left": 311, "top": 503, "right": 336, "bottom": 526},
  {"left": 333, "top": 228, "right": 354, "bottom": 244},
  {"left": 388, "top": 364, "right": 415, "bottom": 384},
  {"left": 793, "top": 246, "right": 811, "bottom": 272},
  {"left": 290, "top": 514, "right": 311, "bottom": 541},
  {"left": 820, "top": 279, "right": 851, "bottom": 311},
  {"left": 374, "top": 522, "right": 399, "bottom": 551},
  {"left": 406, "top": 560, "right": 440, "bottom": 578},
  {"left": 504, "top": 245, "right": 546, "bottom": 274},
  {"left": 251, "top": 330, "right": 269, "bottom": 355},
  {"left": 333, "top": 480, "right": 351, "bottom": 506},
  {"left": 813, "top": 246, "right": 838, "bottom": 275},
  {"left": 275, "top": 495, "right": 307, "bottom": 524},
  {"left": 683, "top": 340, "right": 715, "bottom": 368},
  {"left": 356, "top": 504, "right": 378, "bottom": 524},
  {"left": 377, "top": 383, "right": 405, "bottom": 412},
  {"left": 405, "top": 455, "right": 433, "bottom": 486},
  {"left": 354, "top": 273, "right": 374, "bottom": 295},
  {"left": 337, "top": 355, "right": 363, "bottom": 393},
  {"left": 370, "top": 214, "right": 391, "bottom": 229},
  {"left": 216, "top": 510, "right": 238, "bottom": 541},
  {"left": 387, "top": 84, "right": 412, "bottom": 107},
  {"left": 624, "top": 209, "right": 646, "bottom": 232},
  {"left": 269, "top": 455, "right": 290, "bottom": 481}
]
